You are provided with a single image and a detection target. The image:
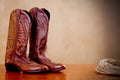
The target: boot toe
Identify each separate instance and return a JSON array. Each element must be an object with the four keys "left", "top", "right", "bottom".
[{"left": 51, "top": 64, "right": 66, "bottom": 72}]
